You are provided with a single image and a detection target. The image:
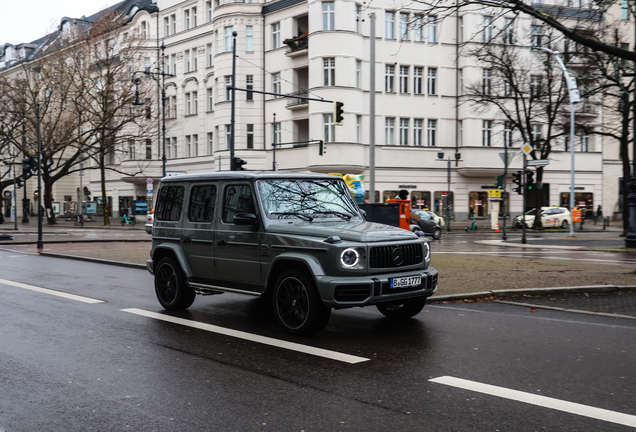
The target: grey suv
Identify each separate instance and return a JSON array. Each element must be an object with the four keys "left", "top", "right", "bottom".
[{"left": 147, "top": 172, "right": 438, "bottom": 335}]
